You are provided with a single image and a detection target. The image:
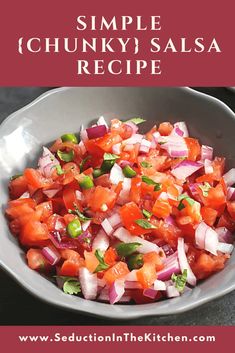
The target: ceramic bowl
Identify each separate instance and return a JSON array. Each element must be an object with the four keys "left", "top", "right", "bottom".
[{"left": 0, "top": 87, "right": 234, "bottom": 319}]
